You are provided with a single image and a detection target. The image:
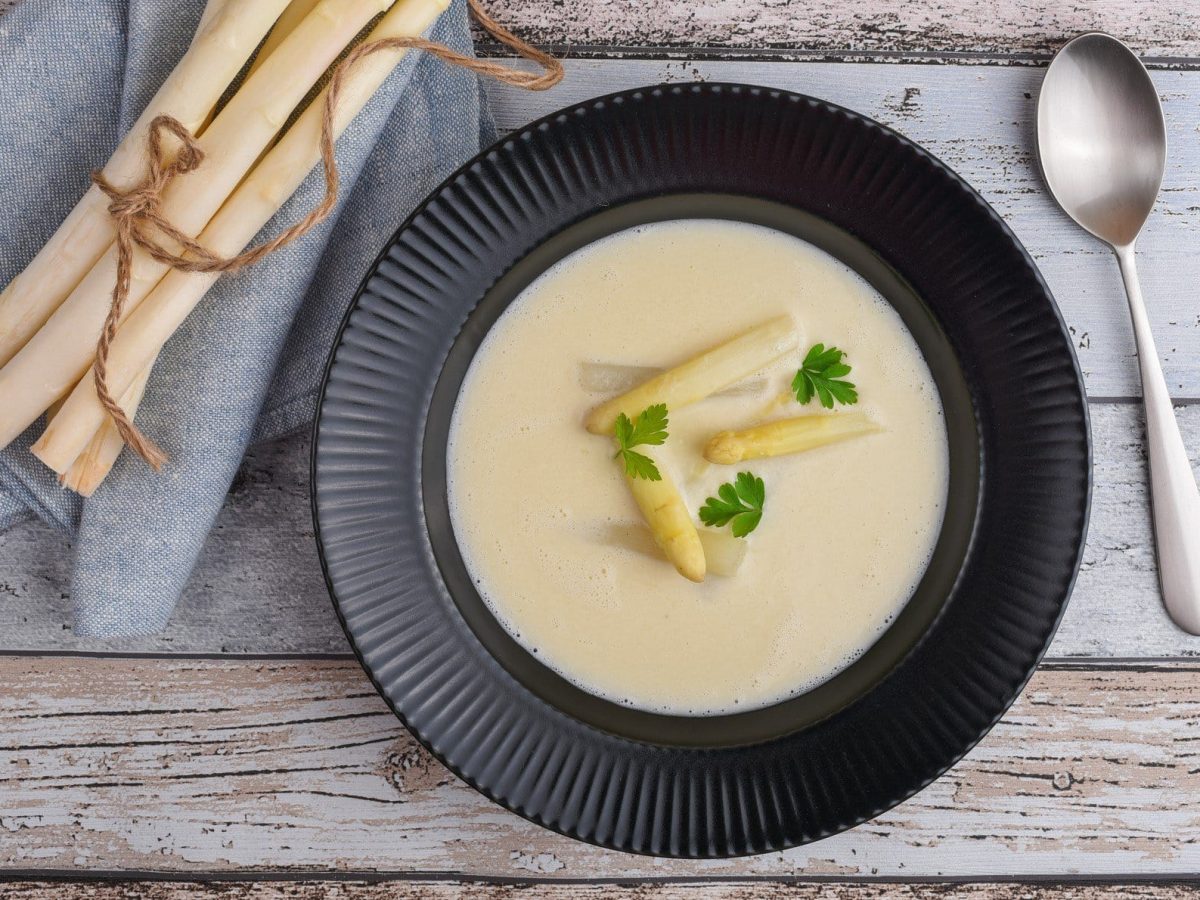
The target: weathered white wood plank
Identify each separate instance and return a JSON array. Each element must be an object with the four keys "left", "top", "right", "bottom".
[
  {"left": 0, "top": 51, "right": 1196, "bottom": 403},
  {"left": 3, "top": 61, "right": 1200, "bottom": 657},
  {"left": 4, "top": 882, "right": 1197, "bottom": 899},
  {"left": 486, "top": 61, "right": 1200, "bottom": 401},
  {"left": 2, "top": 403, "right": 1199, "bottom": 657},
  {"left": 479, "top": 0, "right": 1200, "bottom": 63},
  {"left": 0, "top": 657, "right": 1196, "bottom": 878},
  {"left": 3, "top": 0, "right": 1200, "bottom": 64},
  {"left": 0, "top": 438, "right": 328, "bottom": 654}
]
